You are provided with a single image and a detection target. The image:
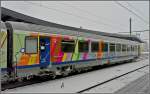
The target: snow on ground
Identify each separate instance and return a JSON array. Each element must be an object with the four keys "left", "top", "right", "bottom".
[
  {"left": 83, "top": 66, "right": 149, "bottom": 93},
  {"left": 2, "top": 58, "right": 149, "bottom": 93}
]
